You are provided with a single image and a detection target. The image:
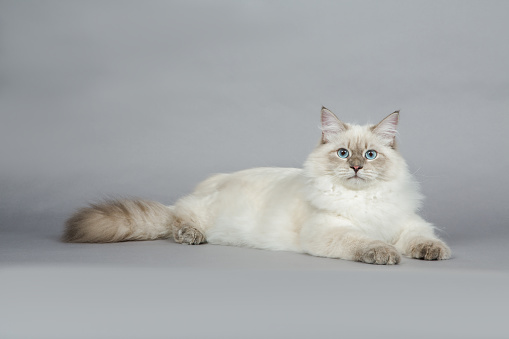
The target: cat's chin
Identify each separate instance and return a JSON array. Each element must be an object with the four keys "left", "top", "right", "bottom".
[{"left": 341, "top": 177, "right": 374, "bottom": 190}]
